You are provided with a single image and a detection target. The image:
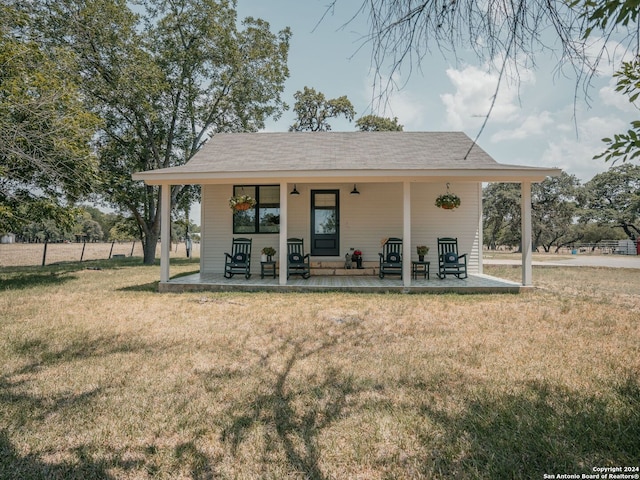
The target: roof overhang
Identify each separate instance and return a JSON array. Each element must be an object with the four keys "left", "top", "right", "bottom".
[{"left": 132, "top": 167, "right": 562, "bottom": 185}]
